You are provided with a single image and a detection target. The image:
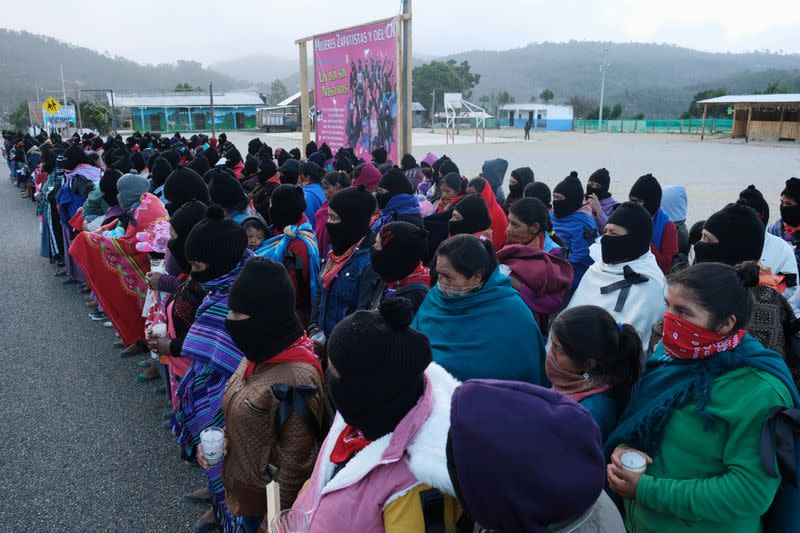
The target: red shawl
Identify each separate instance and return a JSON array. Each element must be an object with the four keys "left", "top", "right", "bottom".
[
  {"left": 70, "top": 193, "right": 168, "bottom": 346},
  {"left": 242, "top": 334, "right": 323, "bottom": 381},
  {"left": 437, "top": 194, "right": 464, "bottom": 213},
  {"left": 320, "top": 238, "right": 363, "bottom": 289},
  {"left": 388, "top": 262, "right": 431, "bottom": 290},
  {"left": 496, "top": 245, "right": 573, "bottom": 295},
  {"left": 479, "top": 183, "right": 508, "bottom": 250}
]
